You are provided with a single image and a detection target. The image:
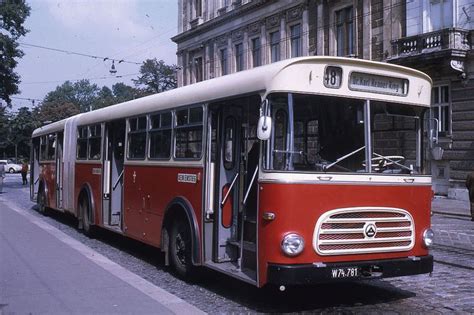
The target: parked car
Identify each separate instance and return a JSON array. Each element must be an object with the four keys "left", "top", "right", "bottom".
[{"left": 0, "top": 160, "right": 22, "bottom": 173}]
